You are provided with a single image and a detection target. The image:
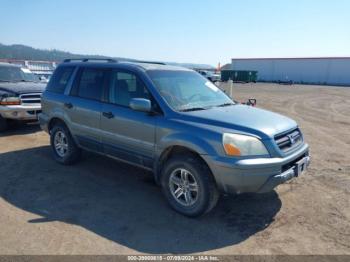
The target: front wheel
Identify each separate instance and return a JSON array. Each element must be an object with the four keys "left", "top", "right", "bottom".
[
  {"left": 50, "top": 123, "right": 81, "bottom": 165},
  {"left": 161, "top": 154, "right": 219, "bottom": 217}
]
